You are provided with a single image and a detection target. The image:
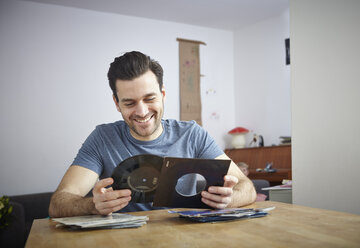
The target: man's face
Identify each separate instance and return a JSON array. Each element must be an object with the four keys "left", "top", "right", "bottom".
[{"left": 113, "top": 70, "right": 165, "bottom": 141}]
